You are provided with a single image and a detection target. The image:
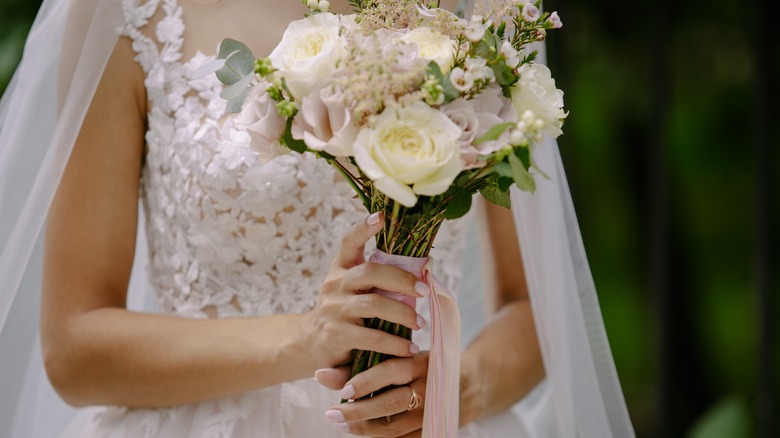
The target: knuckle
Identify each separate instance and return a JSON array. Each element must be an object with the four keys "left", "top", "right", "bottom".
[{"left": 384, "top": 393, "right": 405, "bottom": 413}]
